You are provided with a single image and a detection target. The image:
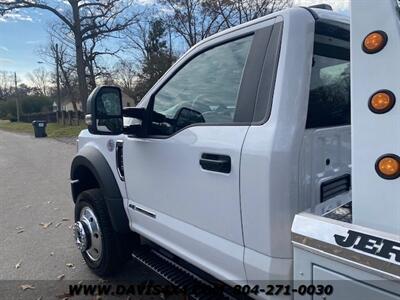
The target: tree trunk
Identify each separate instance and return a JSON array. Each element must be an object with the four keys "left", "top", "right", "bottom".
[
  {"left": 59, "top": 63, "right": 78, "bottom": 113},
  {"left": 71, "top": 2, "right": 88, "bottom": 113},
  {"left": 87, "top": 58, "right": 97, "bottom": 91},
  {"left": 72, "top": 100, "right": 78, "bottom": 112}
]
